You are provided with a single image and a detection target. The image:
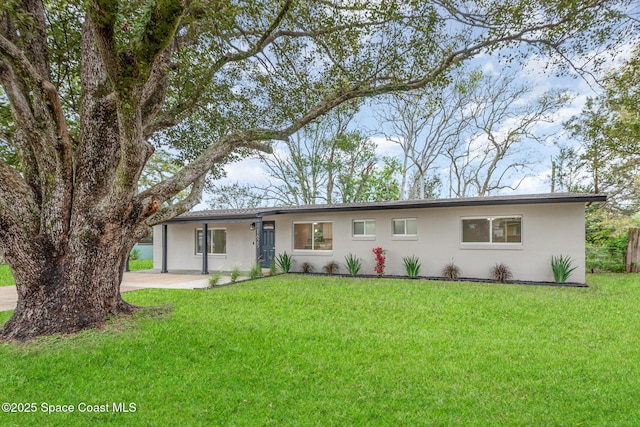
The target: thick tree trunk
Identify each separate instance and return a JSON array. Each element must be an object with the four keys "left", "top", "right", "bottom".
[{"left": 0, "top": 230, "right": 139, "bottom": 341}]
